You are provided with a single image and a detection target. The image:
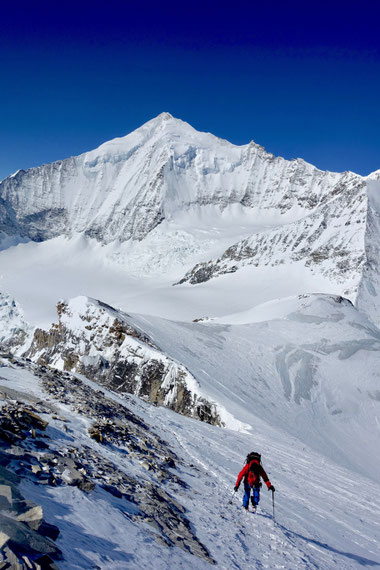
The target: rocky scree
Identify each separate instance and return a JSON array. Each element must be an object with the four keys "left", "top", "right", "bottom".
[
  {"left": 0, "top": 388, "right": 61, "bottom": 568},
  {"left": 0, "top": 353, "right": 215, "bottom": 565}
]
